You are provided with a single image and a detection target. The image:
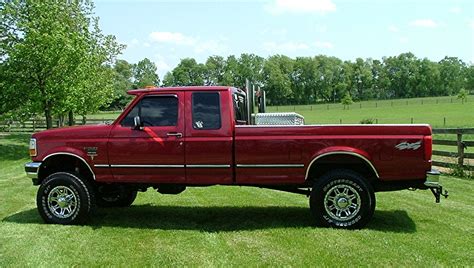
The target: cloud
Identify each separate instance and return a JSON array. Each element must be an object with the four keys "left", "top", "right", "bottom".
[
  {"left": 410, "top": 19, "right": 438, "bottom": 28},
  {"left": 314, "top": 41, "right": 333, "bottom": 49},
  {"left": 148, "top": 31, "right": 227, "bottom": 54},
  {"left": 263, "top": 41, "right": 310, "bottom": 52},
  {"left": 149, "top": 31, "right": 196, "bottom": 45},
  {"left": 449, "top": 7, "right": 461, "bottom": 14},
  {"left": 194, "top": 40, "right": 228, "bottom": 54},
  {"left": 265, "top": 0, "right": 336, "bottom": 15},
  {"left": 469, "top": 19, "right": 474, "bottom": 30},
  {"left": 153, "top": 54, "right": 172, "bottom": 77},
  {"left": 263, "top": 40, "right": 333, "bottom": 52},
  {"left": 388, "top": 25, "right": 399, "bottom": 33}
]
